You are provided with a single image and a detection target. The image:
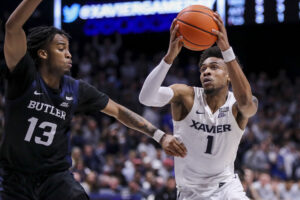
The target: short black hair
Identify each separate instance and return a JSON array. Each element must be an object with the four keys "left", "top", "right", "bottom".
[
  {"left": 198, "top": 45, "right": 242, "bottom": 68},
  {"left": 198, "top": 46, "right": 222, "bottom": 67},
  {"left": 27, "top": 26, "right": 70, "bottom": 65}
]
